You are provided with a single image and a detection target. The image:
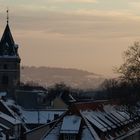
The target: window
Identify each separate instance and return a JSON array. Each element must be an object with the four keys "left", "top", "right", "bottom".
[
  {"left": 2, "top": 75, "right": 9, "bottom": 85},
  {"left": 70, "top": 135, "right": 75, "bottom": 140},
  {"left": 54, "top": 114, "right": 59, "bottom": 120},
  {"left": 63, "top": 134, "right": 76, "bottom": 140},
  {"left": 64, "top": 135, "right": 69, "bottom": 140},
  {"left": 3, "top": 64, "right": 8, "bottom": 69},
  {"left": 15, "top": 64, "right": 18, "bottom": 69},
  {"left": 47, "top": 119, "right": 51, "bottom": 123}
]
